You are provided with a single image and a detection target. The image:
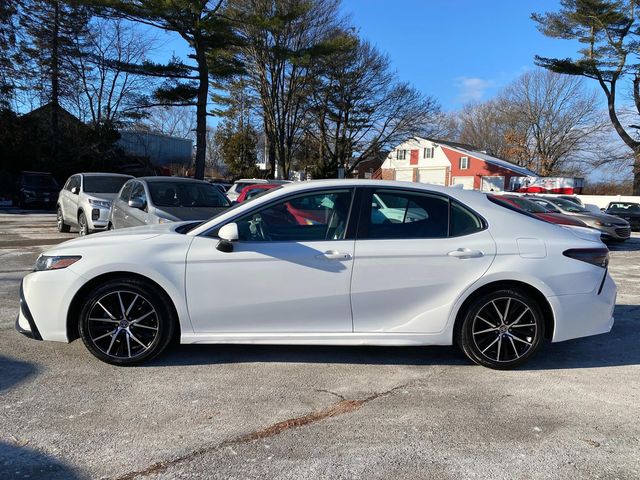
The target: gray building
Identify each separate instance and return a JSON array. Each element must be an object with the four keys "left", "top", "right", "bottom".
[{"left": 117, "top": 131, "right": 193, "bottom": 167}]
